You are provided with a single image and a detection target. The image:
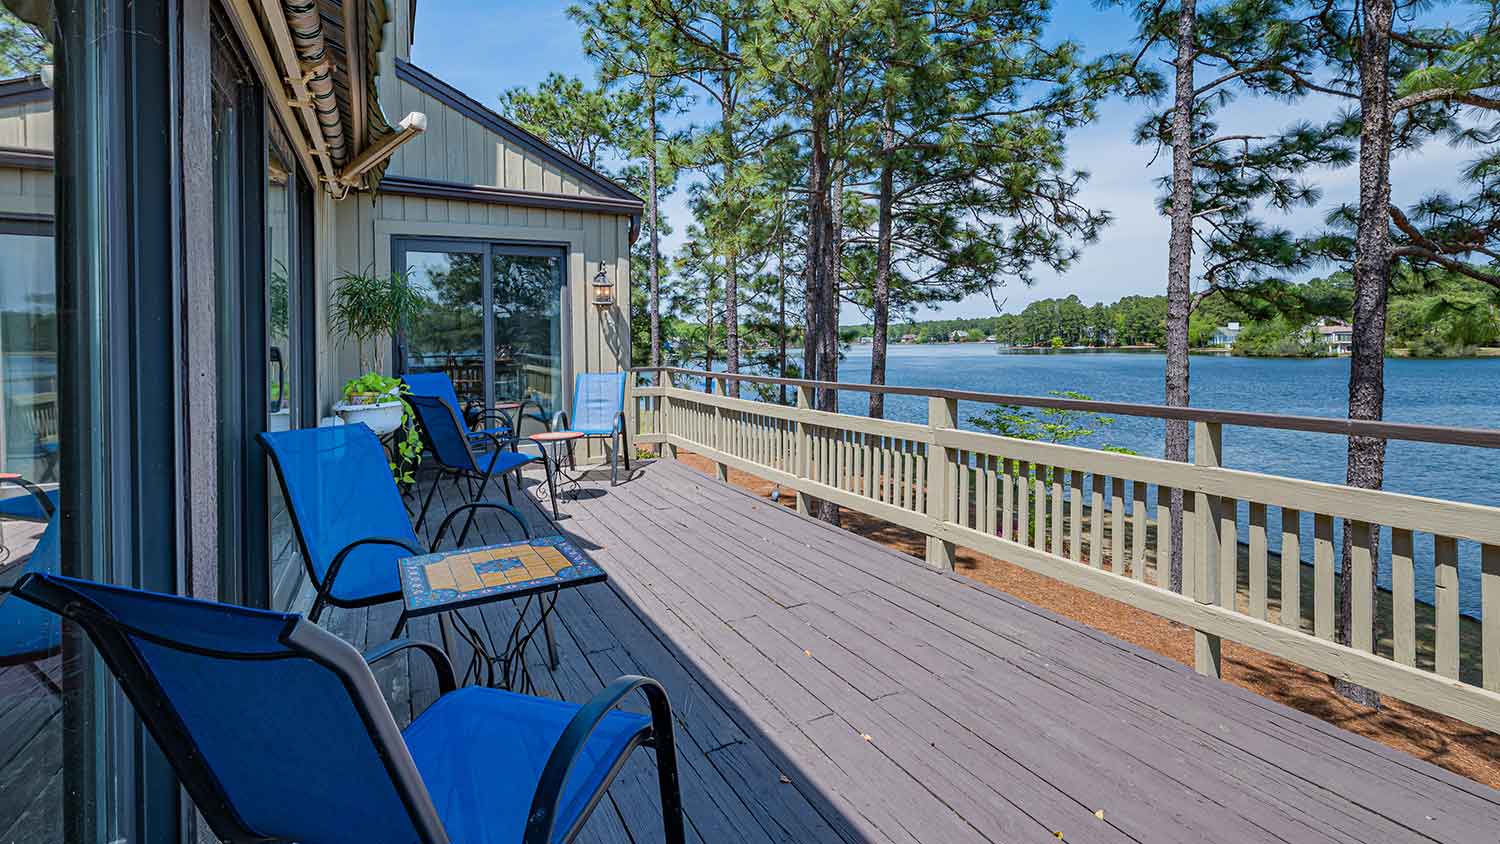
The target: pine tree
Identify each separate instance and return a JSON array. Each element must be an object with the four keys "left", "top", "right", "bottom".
[
  {"left": 1119, "top": 0, "right": 1352, "bottom": 592},
  {"left": 572, "top": 0, "right": 694, "bottom": 382}
]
